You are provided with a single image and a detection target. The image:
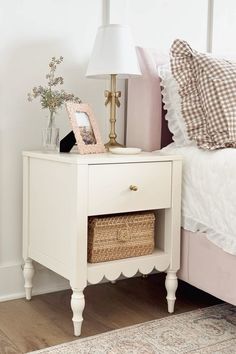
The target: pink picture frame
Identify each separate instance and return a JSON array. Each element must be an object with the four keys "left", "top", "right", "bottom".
[{"left": 66, "top": 102, "right": 106, "bottom": 154}]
